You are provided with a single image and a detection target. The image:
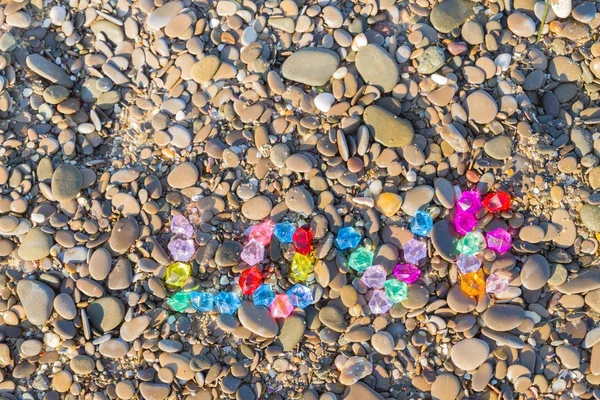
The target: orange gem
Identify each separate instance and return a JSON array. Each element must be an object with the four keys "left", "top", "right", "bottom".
[{"left": 461, "top": 269, "right": 486, "bottom": 297}]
